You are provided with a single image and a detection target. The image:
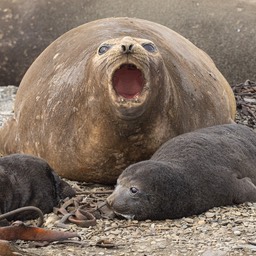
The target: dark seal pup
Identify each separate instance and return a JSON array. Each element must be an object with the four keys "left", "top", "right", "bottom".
[
  {"left": 0, "top": 154, "right": 75, "bottom": 221},
  {"left": 0, "top": 17, "right": 236, "bottom": 184},
  {"left": 107, "top": 124, "right": 256, "bottom": 220}
]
